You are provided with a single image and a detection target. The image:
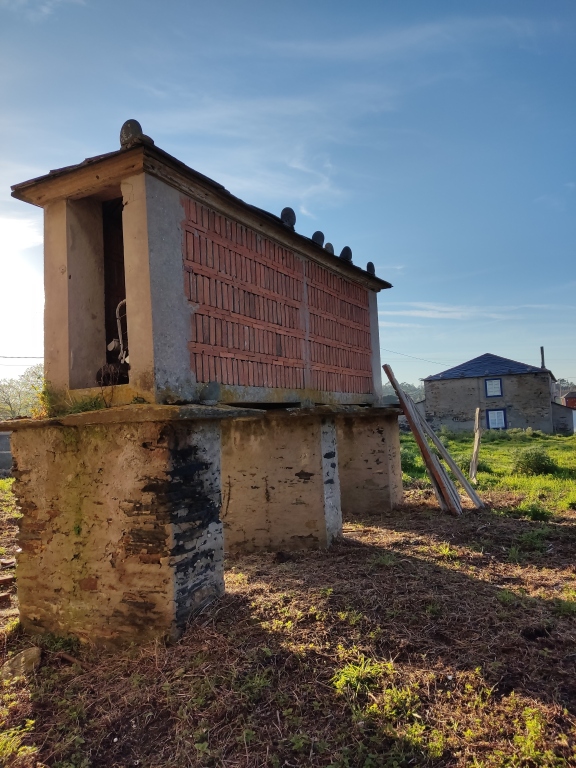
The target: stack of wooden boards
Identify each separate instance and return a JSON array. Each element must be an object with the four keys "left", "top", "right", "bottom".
[{"left": 383, "top": 364, "right": 485, "bottom": 516}]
